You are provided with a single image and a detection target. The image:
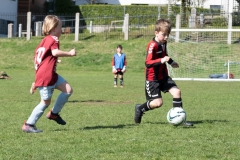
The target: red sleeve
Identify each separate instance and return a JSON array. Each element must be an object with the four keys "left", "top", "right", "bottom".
[
  {"left": 124, "top": 55, "right": 127, "bottom": 66},
  {"left": 112, "top": 56, "right": 115, "bottom": 66},
  {"left": 50, "top": 36, "right": 59, "bottom": 51},
  {"left": 145, "top": 41, "right": 161, "bottom": 68}
]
